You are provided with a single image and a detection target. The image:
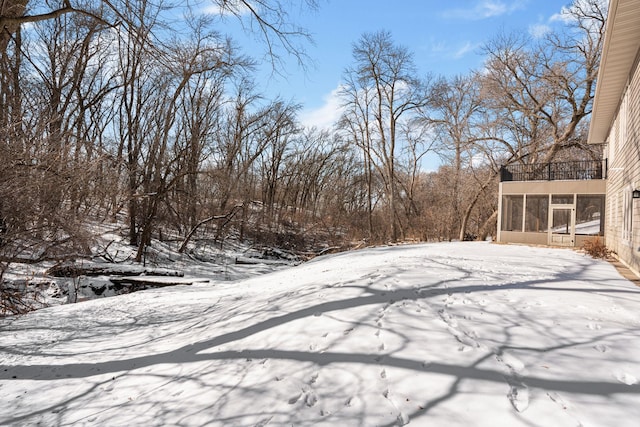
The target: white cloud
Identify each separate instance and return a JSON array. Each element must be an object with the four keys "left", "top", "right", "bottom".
[
  {"left": 547, "top": 0, "right": 605, "bottom": 35},
  {"left": 427, "top": 39, "right": 479, "bottom": 61},
  {"left": 453, "top": 41, "right": 477, "bottom": 59},
  {"left": 549, "top": 0, "right": 602, "bottom": 25},
  {"left": 549, "top": 0, "right": 604, "bottom": 24},
  {"left": 480, "top": 1, "right": 509, "bottom": 17},
  {"left": 529, "top": 23, "right": 551, "bottom": 38},
  {"left": 442, "top": 0, "right": 528, "bottom": 20},
  {"left": 550, "top": 8, "right": 574, "bottom": 25},
  {"left": 299, "top": 86, "right": 345, "bottom": 130},
  {"left": 429, "top": 40, "right": 448, "bottom": 53},
  {"left": 202, "top": 0, "right": 252, "bottom": 17}
]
